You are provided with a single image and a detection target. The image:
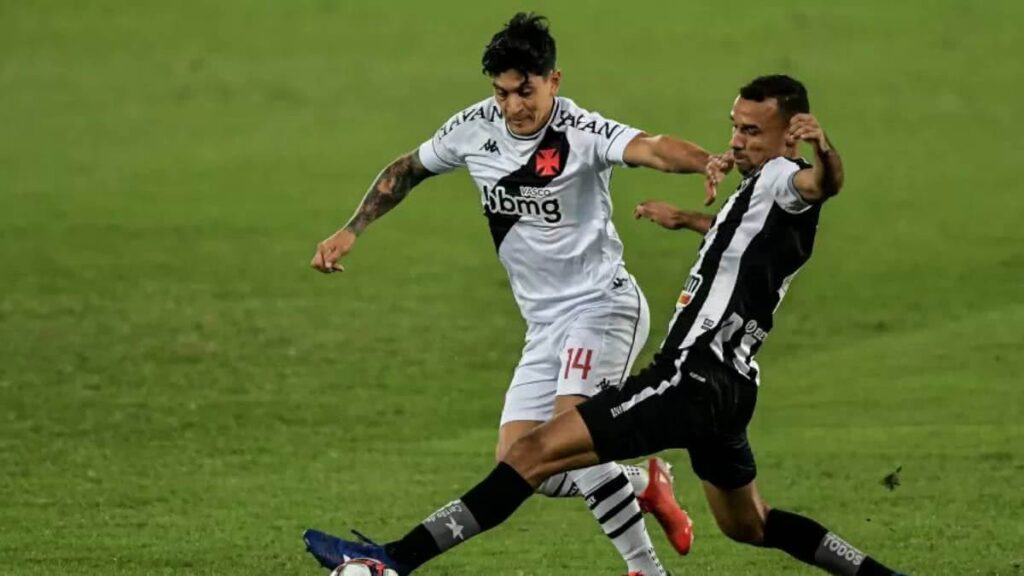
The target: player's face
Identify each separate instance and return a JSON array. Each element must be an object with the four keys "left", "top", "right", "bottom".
[
  {"left": 492, "top": 70, "right": 560, "bottom": 136},
  {"left": 729, "top": 97, "right": 790, "bottom": 176}
]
